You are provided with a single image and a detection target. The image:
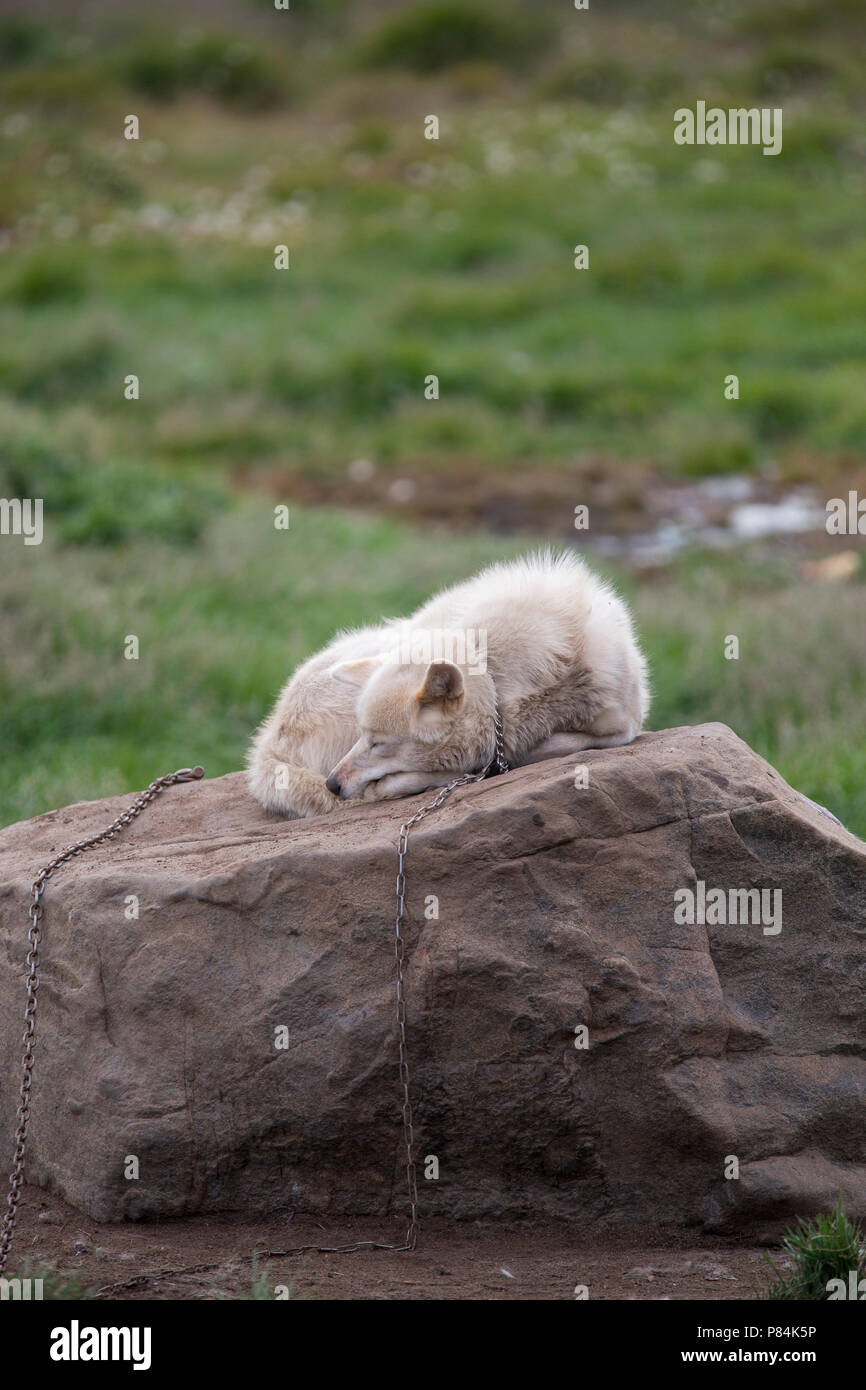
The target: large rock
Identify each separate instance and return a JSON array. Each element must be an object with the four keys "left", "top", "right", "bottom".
[{"left": 0, "top": 723, "right": 864, "bottom": 1235}]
